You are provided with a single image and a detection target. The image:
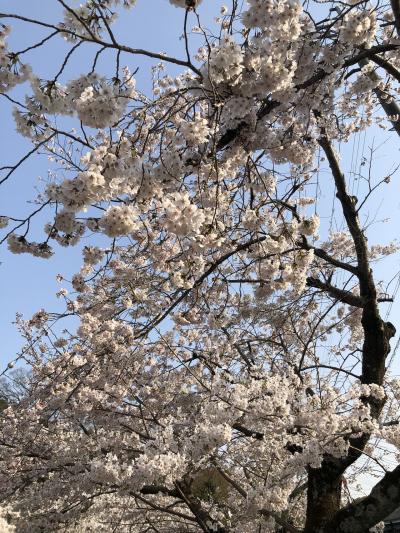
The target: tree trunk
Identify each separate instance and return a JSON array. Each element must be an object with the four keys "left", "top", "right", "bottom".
[{"left": 304, "top": 461, "right": 343, "bottom": 532}]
